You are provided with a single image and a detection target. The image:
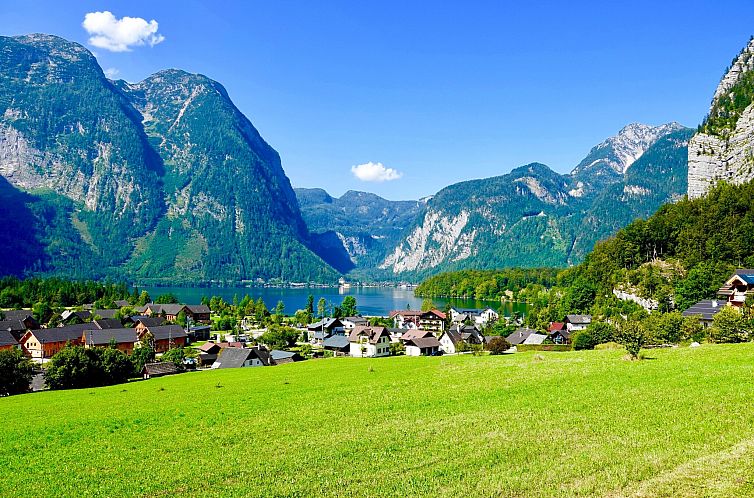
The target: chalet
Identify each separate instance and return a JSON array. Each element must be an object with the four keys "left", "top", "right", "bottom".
[
  {"left": 114, "top": 300, "right": 131, "bottom": 308},
  {"left": 82, "top": 328, "right": 138, "bottom": 355},
  {"left": 565, "top": 315, "right": 591, "bottom": 332},
  {"left": 307, "top": 318, "right": 345, "bottom": 343},
  {"left": 342, "top": 316, "right": 369, "bottom": 330},
  {"left": 404, "top": 335, "right": 441, "bottom": 356},
  {"left": 449, "top": 307, "right": 499, "bottom": 327},
  {"left": 143, "top": 304, "right": 186, "bottom": 322},
  {"left": 185, "top": 304, "right": 211, "bottom": 323},
  {"left": 506, "top": 327, "right": 540, "bottom": 345},
  {"left": 348, "top": 326, "right": 391, "bottom": 357},
  {"left": 21, "top": 324, "right": 88, "bottom": 361},
  {"left": 717, "top": 269, "right": 754, "bottom": 307},
  {"left": 0, "top": 330, "right": 19, "bottom": 351},
  {"left": 270, "top": 350, "right": 303, "bottom": 365},
  {"left": 136, "top": 325, "right": 188, "bottom": 353},
  {"left": 548, "top": 322, "right": 570, "bottom": 344},
  {"left": 60, "top": 310, "right": 91, "bottom": 324},
  {"left": 682, "top": 299, "right": 724, "bottom": 328},
  {"left": 142, "top": 362, "right": 181, "bottom": 379},
  {"left": 188, "top": 324, "right": 211, "bottom": 341},
  {"left": 390, "top": 309, "right": 446, "bottom": 332},
  {"left": 438, "top": 325, "right": 485, "bottom": 354},
  {"left": 91, "top": 318, "right": 123, "bottom": 330},
  {"left": 213, "top": 346, "right": 272, "bottom": 369},
  {"left": 131, "top": 316, "right": 167, "bottom": 328},
  {"left": 199, "top": 342, "right": 222, "bottom": 354},
  {"left": 322, "top": 334, "right": 350, "bottom": 355}
]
